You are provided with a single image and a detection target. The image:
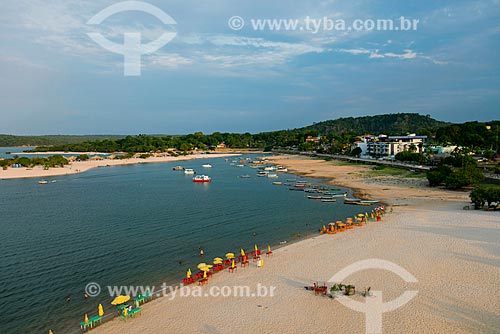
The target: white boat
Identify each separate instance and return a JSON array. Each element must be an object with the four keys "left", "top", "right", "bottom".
[
  {"left": 236, "top": 164, "right": 245, "bottom": 167},
  {"left": 277, "top": 168, "right": 288, "bottom": 172},
  {"left": 172, "top": 166, "right": 184, "bottom": 171},
  {"left": 239, "top": 175, "right": 251, "bottom": 178},
  {"left": 184, "top": 168, "right": 195, "bottom": 175},
  {"left": 193, "top": 175, "right": 211, "bottom": 183},
  {"left": 264, "top": 166, "right": 277, "bottom": 171},
  {"left": 38, "top": 180, "right": 48, "bottom": 184},
  {"left": 267, "top": 173, "right": 278, "bottom": 178},
  {"left": 202, "top": 164, "right": 212, "bottom": 168},
  {"left": 272, "top": 181, "right": 282, "bottom": 185}
]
